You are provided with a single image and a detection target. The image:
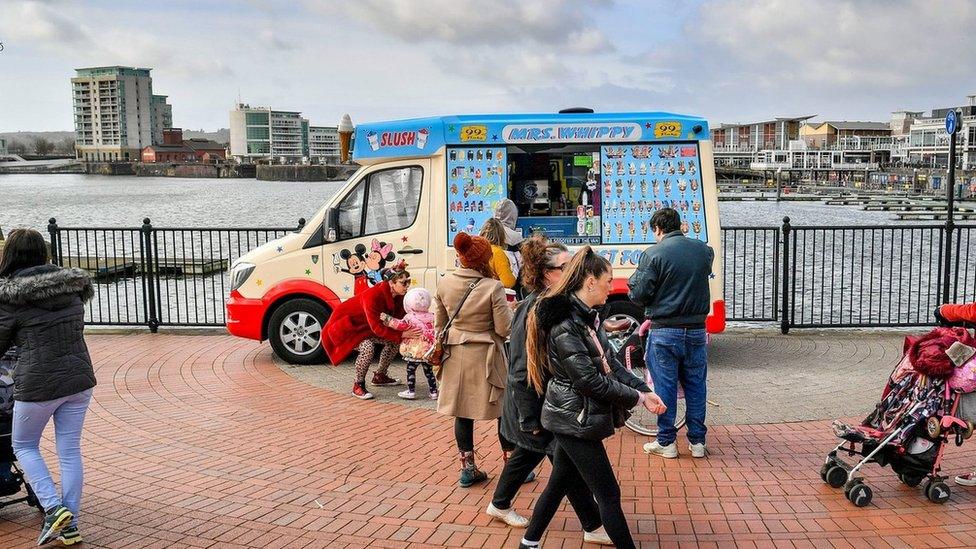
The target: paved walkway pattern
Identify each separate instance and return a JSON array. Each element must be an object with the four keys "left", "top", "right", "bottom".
[{"left": 0, "top": 332, "right": 975, "bottom": 548}]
